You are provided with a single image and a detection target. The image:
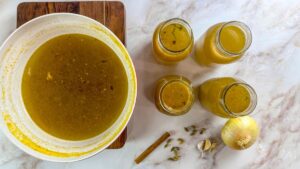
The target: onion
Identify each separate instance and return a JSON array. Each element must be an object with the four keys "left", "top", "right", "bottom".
[{"left": 221, "top": 116, "right": 259, "bottom": 150}]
